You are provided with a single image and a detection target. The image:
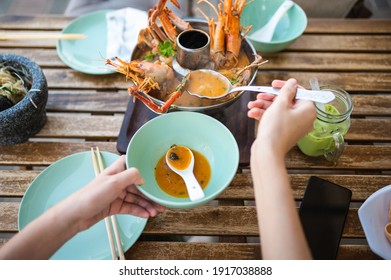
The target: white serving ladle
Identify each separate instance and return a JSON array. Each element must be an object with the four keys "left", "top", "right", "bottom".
[
  {"left": 187, "top": 70, "right": 335, "bottom": 104},
  {"left": 248, "top": 0, "right": 295, "bottom": 42},
  {"left": 165, "top": 145, "right": 205, "bottom": 201}
]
